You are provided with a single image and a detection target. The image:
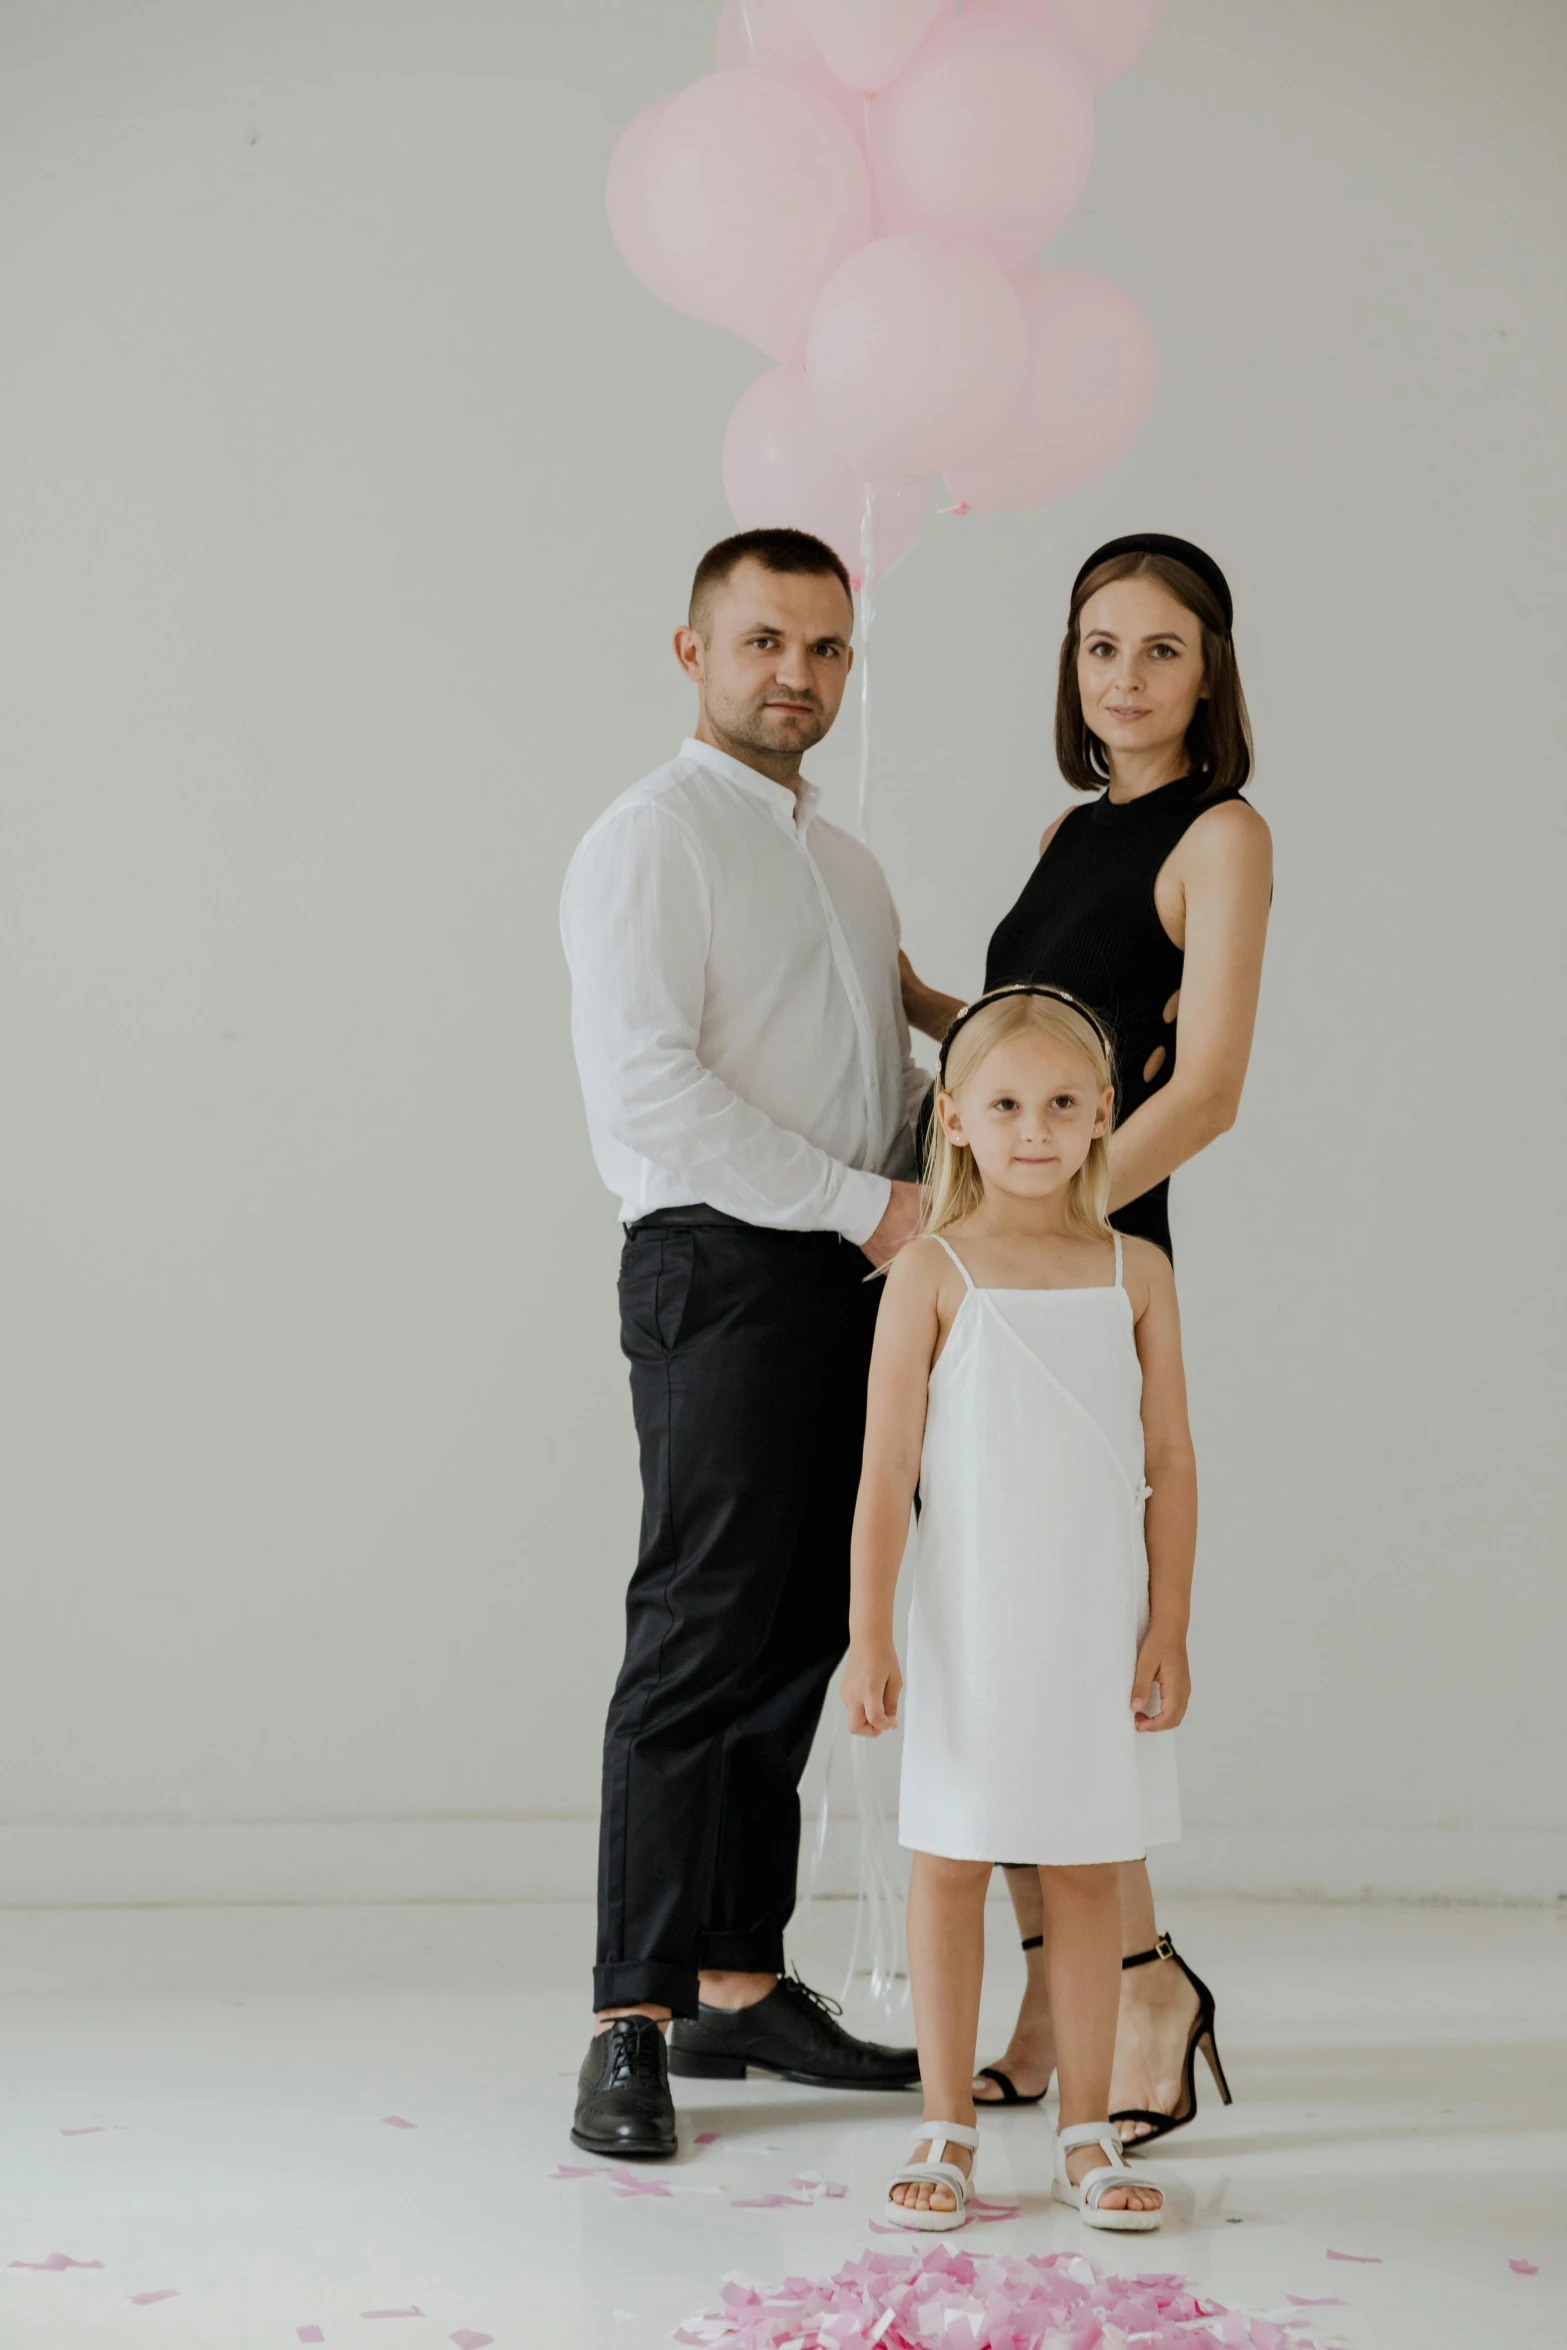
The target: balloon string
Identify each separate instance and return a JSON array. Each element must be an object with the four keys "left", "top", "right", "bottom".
[
  {"left": 857, "top": 482, "right": 877, "bottom": 843},
  {"left": 740, "top": 0, "right": 758, "bottom": 60},
  {"left": 789, "top": 1706, "right": 909, "bottom": 2024},
  {"left": 845, "top": 1735, "right": 911, "bottom": 2019}
]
